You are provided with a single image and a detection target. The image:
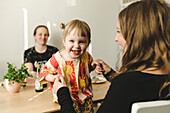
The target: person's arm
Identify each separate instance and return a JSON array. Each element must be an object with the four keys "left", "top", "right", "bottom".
[
  {"left": 24, "top": 49, "right": 35, "bottom": 74},
  {"left": 86, "top": 52, "right": 96, "bottom": 72},
  {"left": 24, "top": 62, "right": 34, "bottom": 75},
  {"left": 97, "top": 74, "right": 132, "bottom": 113},
  {"left": 92, "top": 59, "right": 116, "bottom": 81},
  {"left": 57, "top": 87, "right": 76, "bottom": 113},
  {"left": 40, "top": 54, "right": 58, "bottom": 82},
  {"left": 53, "top": 75, "right": 76, "bottom": 113},
  {"left": 103, "top": 69, "right": 116, "bottom": 82}
]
